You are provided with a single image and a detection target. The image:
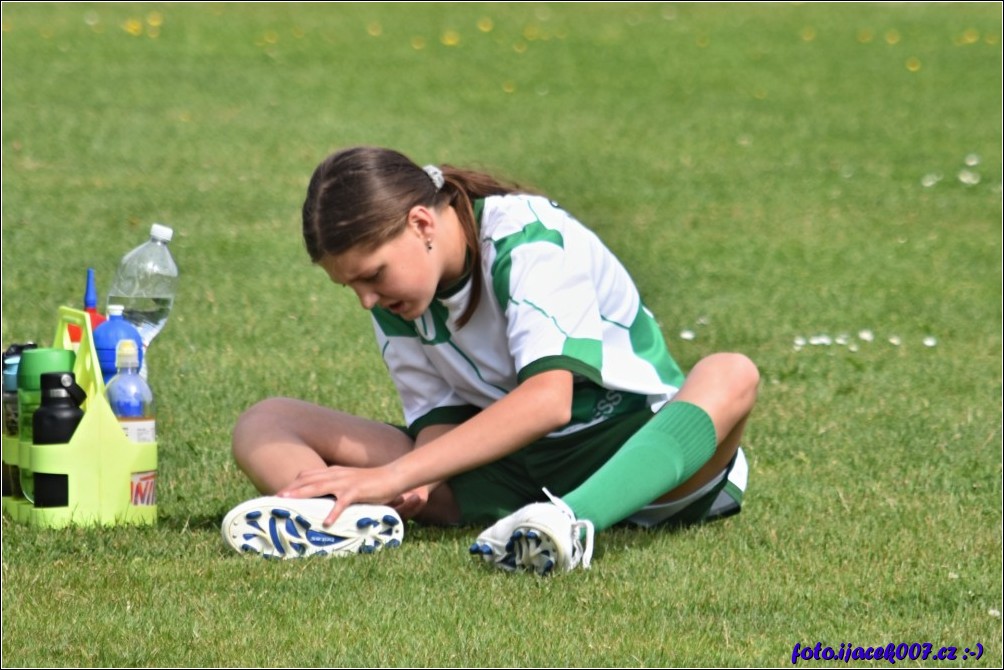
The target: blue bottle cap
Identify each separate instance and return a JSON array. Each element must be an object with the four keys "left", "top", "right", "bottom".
[
  {"left": 93, "top": 307, "right": 143, "bottom": 383},
  {"left": 3, "top": 342, "right": 38, "bottom": 391},
  {"left": 3, "top": 355, "right": 20, "bottom": 391},
  {"left": 84, "top": 267, "right": 99, "bottom": 309}
]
